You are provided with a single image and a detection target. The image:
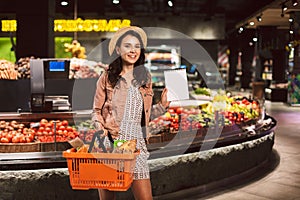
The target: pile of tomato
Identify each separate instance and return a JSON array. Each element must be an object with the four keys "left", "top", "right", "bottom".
[
  {"left": 33, "top": 119, "right": 78, "bottom": 143},
  {"left": 0, "top": 120, "right": 35, "bottom": 143},
  {"left": 0, "top": 119, "right": 79, "bottom": 144}
]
